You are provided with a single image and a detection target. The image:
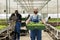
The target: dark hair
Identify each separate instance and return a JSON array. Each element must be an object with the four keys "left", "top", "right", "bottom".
[{"left": 15, "top": 10, "right": 18, "bottom": 13}]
